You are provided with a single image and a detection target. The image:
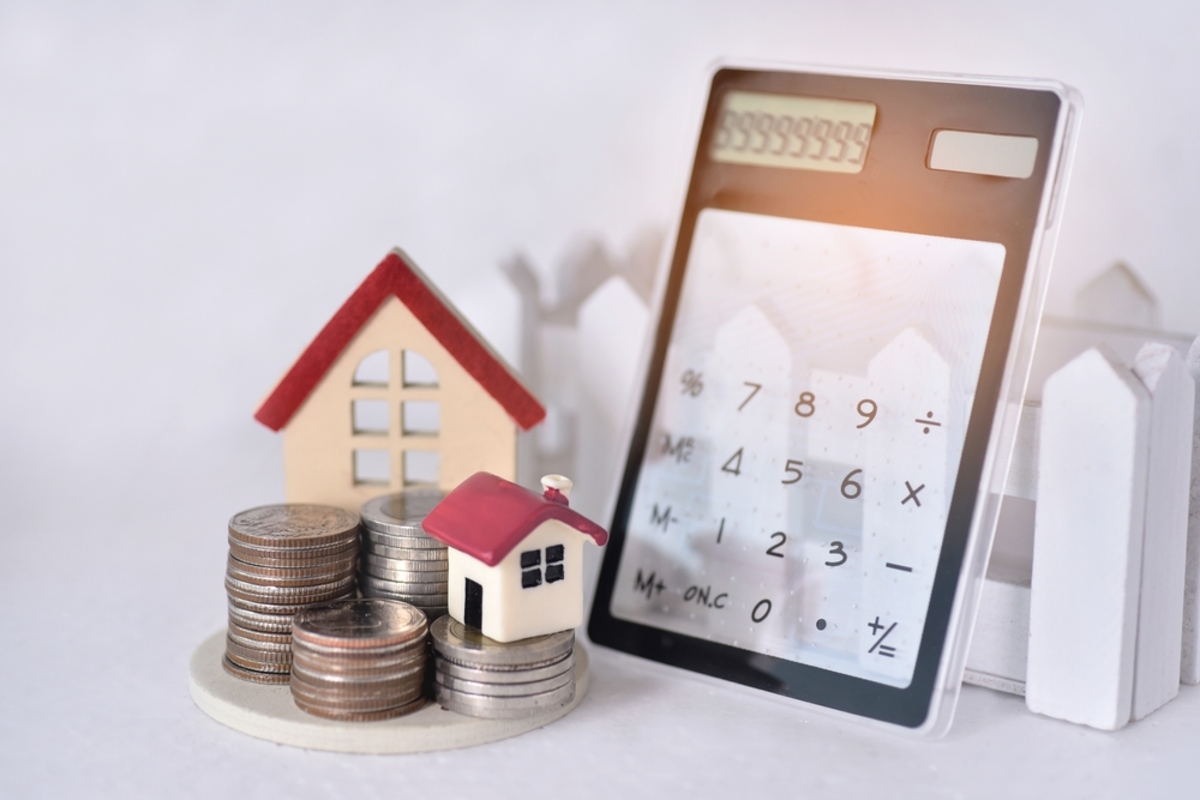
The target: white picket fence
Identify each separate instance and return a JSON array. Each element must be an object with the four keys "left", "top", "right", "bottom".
[
  {"left": 965, "top": 324, "right": 1200, "bottom": 730},
  {"left": 508, "top": 247, "right": 1198, "bottom": 731}
]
